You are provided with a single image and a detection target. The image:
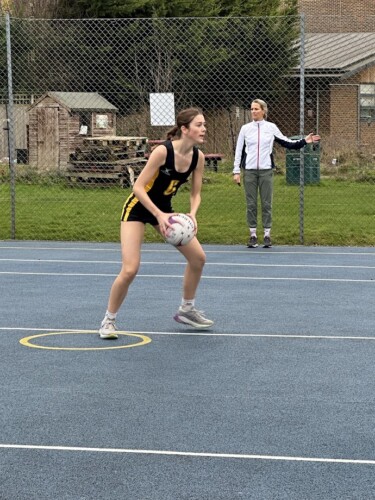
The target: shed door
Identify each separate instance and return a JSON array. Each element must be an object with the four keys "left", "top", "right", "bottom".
[{"left": 37, "top": 107, "right": 59, "bottom": 169}]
